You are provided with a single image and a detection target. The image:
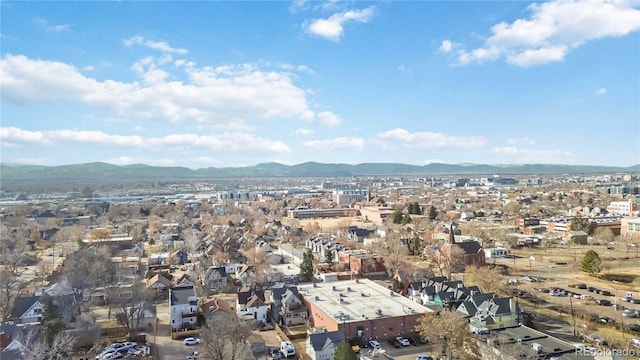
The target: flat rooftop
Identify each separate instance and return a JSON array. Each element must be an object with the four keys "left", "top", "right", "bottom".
[
  {"left": 298, "top": 278, "right": 432, "bottom": 324},
  {"left": 483, "top": 325, "right": 595, "bottom": 359}
]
